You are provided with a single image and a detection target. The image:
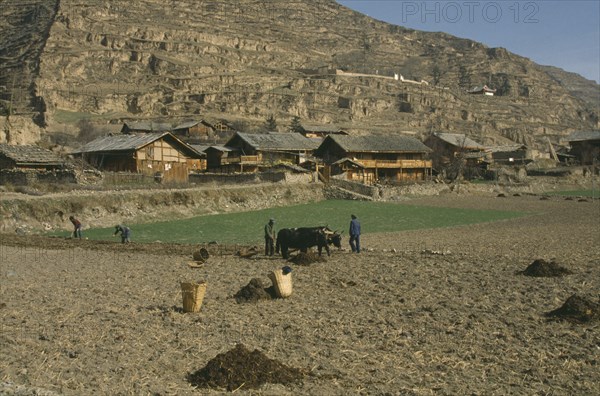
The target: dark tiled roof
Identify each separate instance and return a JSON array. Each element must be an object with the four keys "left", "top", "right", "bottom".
[
  {"left": 332, "top": 157, "right": 365, "bottom": 168},
  {"left": 301, "top": 124, "right": 344, "bottom": 133},
  {"left": 325, "top": 134, "right": 432, "bottom": 153},
  {"left": 232, "top": 132, "right": 320, "bottom": 150},
  {"left": 467, "top": 85, "right": 497, "bottom": 93},
  {"left": 432, "top": 132, "right": 485, "bottom": 149},
  {"left": 73, "top": 133, "right": 169, "bottom": 153},
  {"left": 189, "top": 144, "right": 212, "bottom": 153},
  {"left": 204, "top": 145, "right": 236, "bottom": 152},
  {"left": 566, "top": 130, "right": 600, "bottom": 142},
  {"left": 486, "top": 144, "right": 527, "bottom": 153},
  {"left": 174, "top": 120, "right": 213, "bottom": 130},
  {"left": 122, "top": 121, "right": 172, "bottom": 132},
  {"left": 72, "top": 133, "right": 203, "bottom": 158},
  {"left": 0, "top": 144, "right": 65, "bottom": 165}
]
